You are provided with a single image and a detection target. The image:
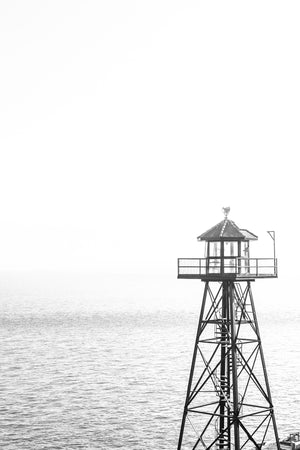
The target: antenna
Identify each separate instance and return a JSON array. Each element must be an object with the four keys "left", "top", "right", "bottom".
[{"left": 267, "top": 230, "right": 276, "bottom": 261}]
